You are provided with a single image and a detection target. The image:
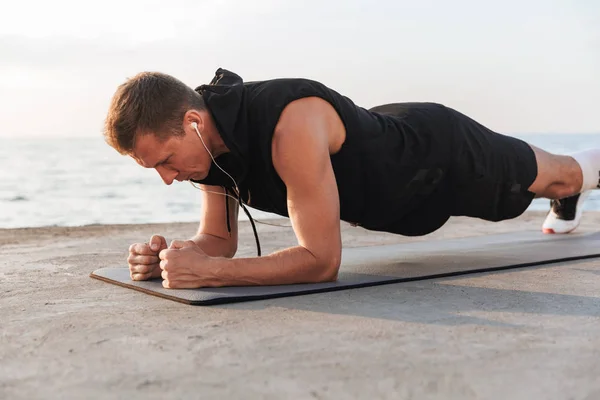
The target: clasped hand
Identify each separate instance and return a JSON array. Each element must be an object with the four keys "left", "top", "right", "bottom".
[{"left": 128, "top": 235, "right": 219, "bottom": 289}]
